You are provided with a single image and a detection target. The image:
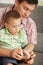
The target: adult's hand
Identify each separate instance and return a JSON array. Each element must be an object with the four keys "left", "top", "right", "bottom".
[
  {"left": 26, "top": 51, "right": 36, "bottom": 64},
  {"left": 10, "top": 48, "right": 23, "bottom": 60}
]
